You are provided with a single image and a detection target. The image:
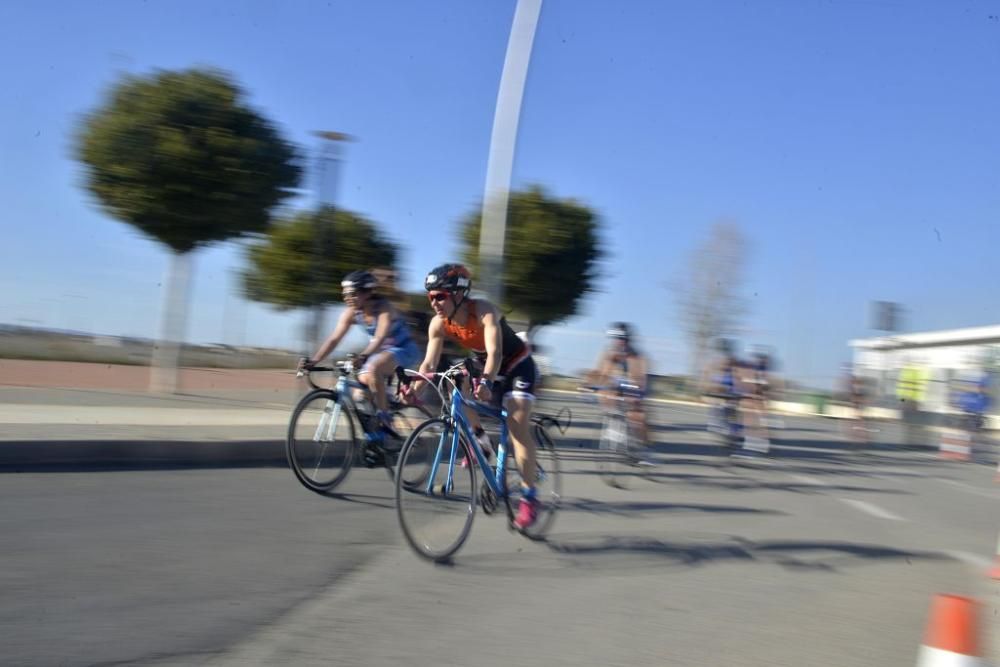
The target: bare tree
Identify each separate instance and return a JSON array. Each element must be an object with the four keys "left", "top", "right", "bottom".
[{"left": 673, "top": 221, "right": 749, "bottom": 382}]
